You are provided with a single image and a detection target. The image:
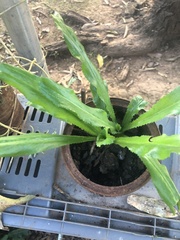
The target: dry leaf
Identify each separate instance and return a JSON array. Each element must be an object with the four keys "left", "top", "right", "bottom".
[
  {"left": 97, "top": 54, "right": 104, "bottom": 68},
  {"left": 0, "top": 194, "right": 35, "bottom": 212},
  {"left": 118, "top": 62, "right": 130, "bottom": 81}
]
